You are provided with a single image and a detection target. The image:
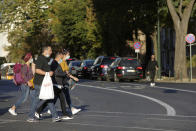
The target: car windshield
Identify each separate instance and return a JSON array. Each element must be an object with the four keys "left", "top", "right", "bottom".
[
  {"left": 71, "top": 62, "right": 81, "bottom": 67},
  {"left": 85, "top": 61, "right": 94, "bottom": 66},
  {"left": 102, "top": 57, "right": 116, "bottom": 65},
  {"left": 119, "top": 59, "right": 140, "bottom": 67}
]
